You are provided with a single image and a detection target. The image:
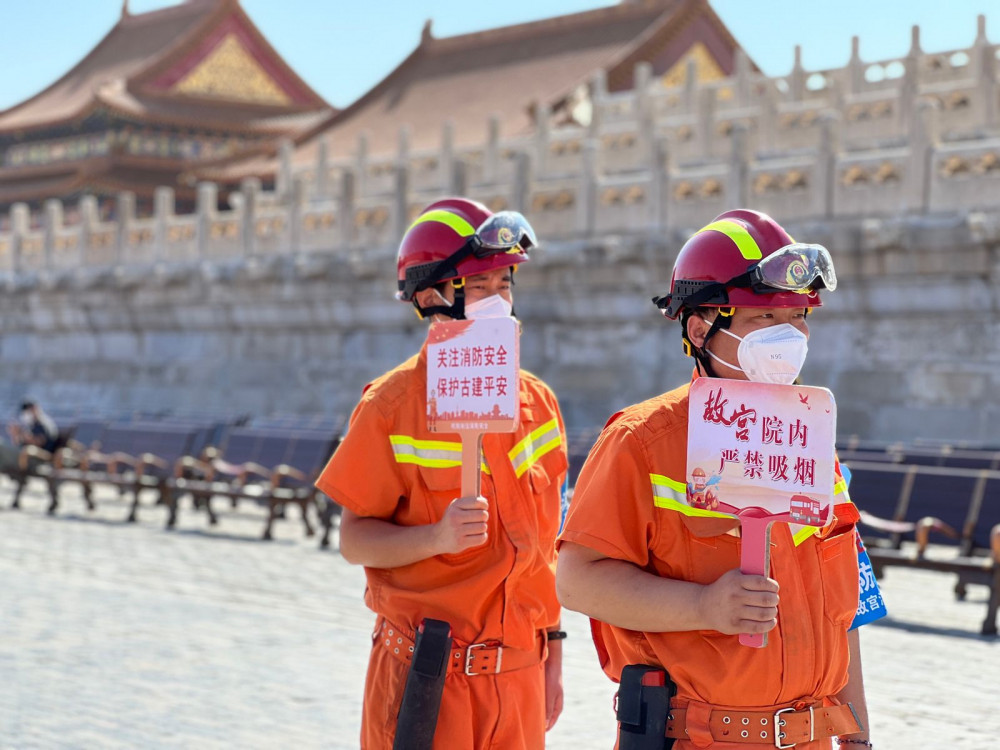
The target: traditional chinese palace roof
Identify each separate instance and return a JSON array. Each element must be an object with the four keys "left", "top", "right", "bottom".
[
  {"left": 211, "top": 0, "right": 746, "bottom": 182},
  {"left": 0, "top": 0, "right": 332, "bottom": 208}
]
